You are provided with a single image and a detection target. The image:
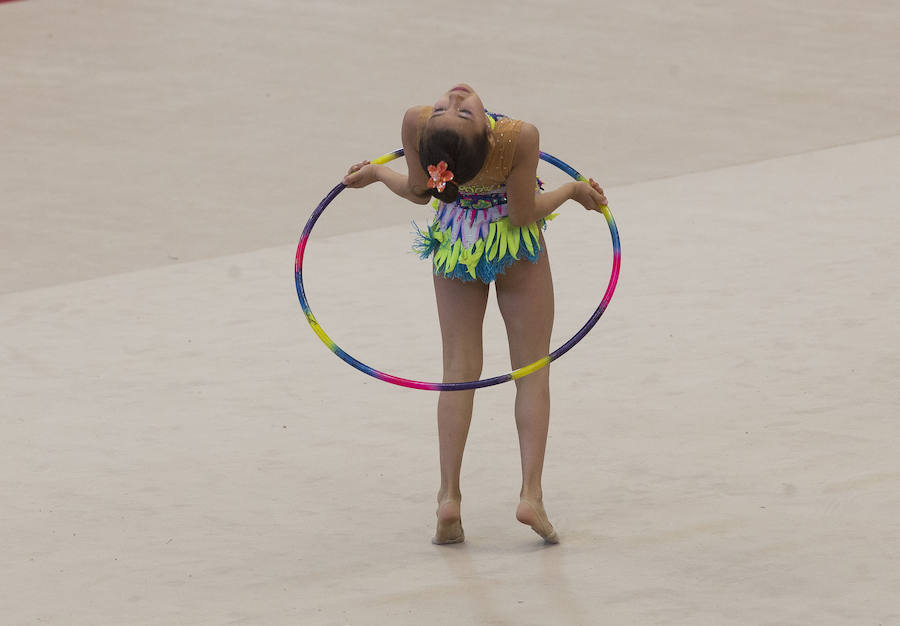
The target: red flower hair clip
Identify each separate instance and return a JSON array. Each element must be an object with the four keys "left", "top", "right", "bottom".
[{"left": 426, "top": 161, "right": 454, "bottom": 193}]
